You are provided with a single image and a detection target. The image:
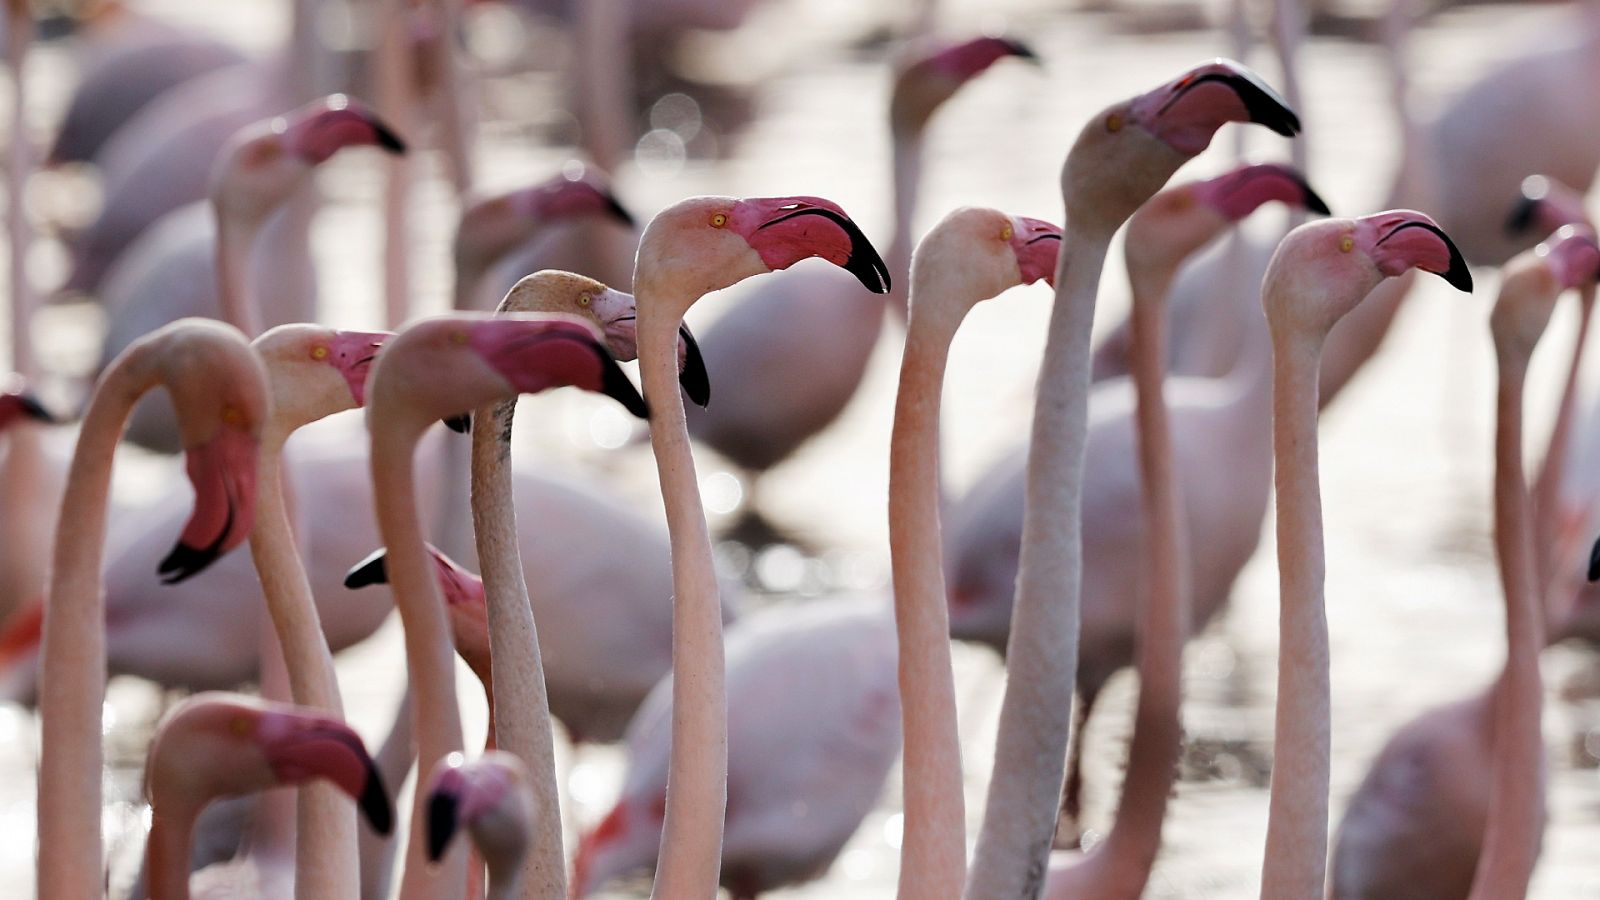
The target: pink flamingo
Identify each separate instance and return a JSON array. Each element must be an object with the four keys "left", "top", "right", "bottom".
[
  {"left": 961, "top": 60, "right": 1301, "bottom": 899},
  {"left": 628, "top": 193, "right": 888, "bottom": 897},
  {"left": 1257, "top": 210, "right": 1471, "bottom": 897},
  {"left": 681, "top": 36, "right": 1034, "bottom": 509},
  {"left": 888, "top": 206, "right": 1059, "bottom": 897},
  {"left": 35, "top": 318, "right": 268, "bottom": 899},
  {"left": 1330, "top": 226, "right": 1599, "bottom": 899},
  {"left": 423, "top": 751, "right": 538, "bottom": 900},
  {"left": 363, "top": 313, "right": 647, "bottom": 900},
  {"left": 142, "top": 693, "right": 394, "bottom": 900}
]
